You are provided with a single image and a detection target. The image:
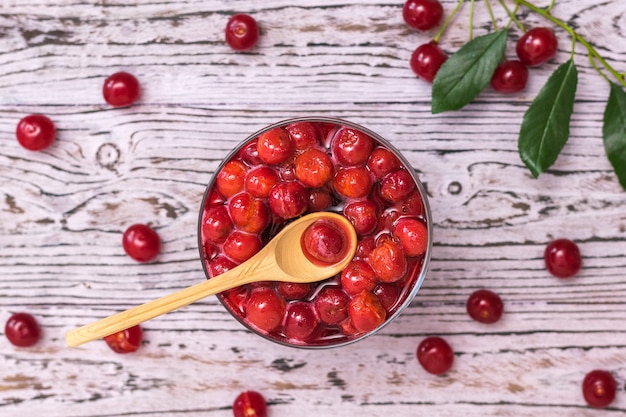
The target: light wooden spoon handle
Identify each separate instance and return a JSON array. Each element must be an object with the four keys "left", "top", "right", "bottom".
[{"left": 64, "top": 262, "right": 261, "bottom": 348}]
